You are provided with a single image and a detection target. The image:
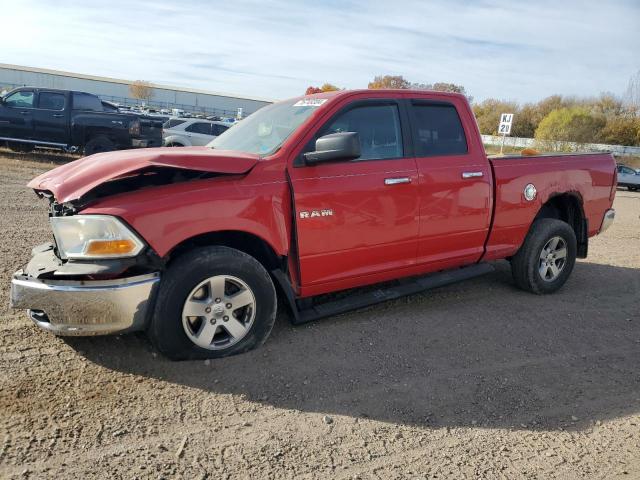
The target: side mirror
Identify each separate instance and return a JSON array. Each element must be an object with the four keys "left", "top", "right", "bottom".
[{"left": 303, "top": 132, "right": 360, "bottom": 165}]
